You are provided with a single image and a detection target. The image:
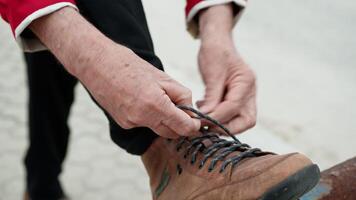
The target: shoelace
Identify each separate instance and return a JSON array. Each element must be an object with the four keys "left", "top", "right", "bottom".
[{"left": 176, "top": 105, "right": 270, "bottom": 173}]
